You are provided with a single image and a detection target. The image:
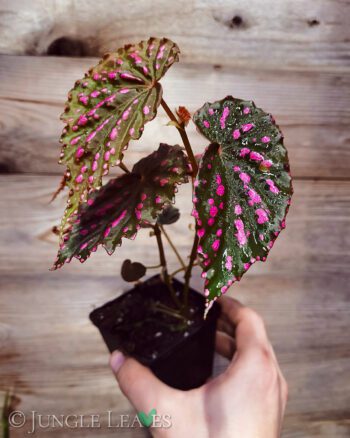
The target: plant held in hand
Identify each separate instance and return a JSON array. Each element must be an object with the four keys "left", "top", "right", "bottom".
[{"left": 52, "top": 37, "right": 292, "bottom": 390}]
